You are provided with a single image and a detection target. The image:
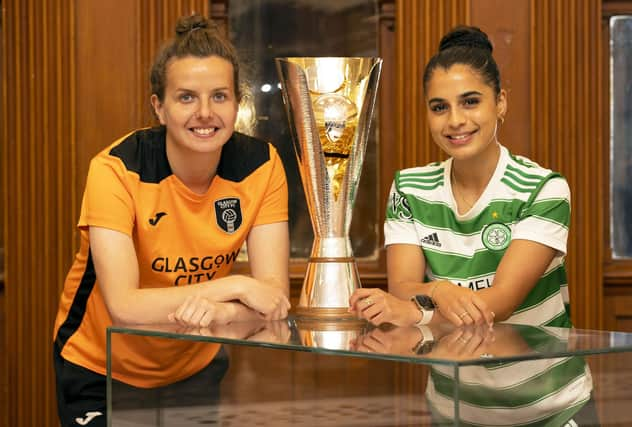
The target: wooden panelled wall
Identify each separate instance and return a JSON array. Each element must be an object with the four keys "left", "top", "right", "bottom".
[
  {"left": 395, "top": 0, "right": 603, "bottom": 329},
  {"left": 1, "top": 0, "right": 606, "bottom": 426},
  {"left": 2, "top": 1, "right": 209, "bottom": 426},
  {"left": 2, "top": 2, "right": 78, "bottom": 426}
]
